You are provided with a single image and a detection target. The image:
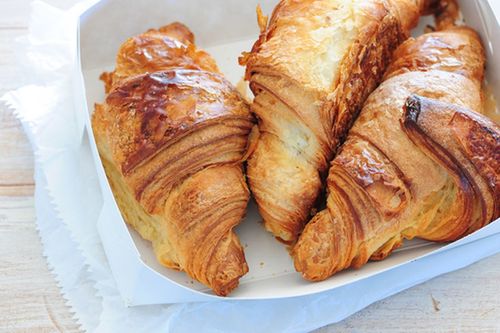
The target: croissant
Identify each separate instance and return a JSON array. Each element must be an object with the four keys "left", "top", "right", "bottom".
[
  {"left": 241, "top": 0, "right": 435, "bottom": 243},
  {"left": 293, "top": 13, "right": 499, "bottom": 281},
  {"left": 92, "top": 23, "right": 254, "bottom": 295},
  {"left": 100, "top": 22, "right": 220, "bottom": 93}
]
